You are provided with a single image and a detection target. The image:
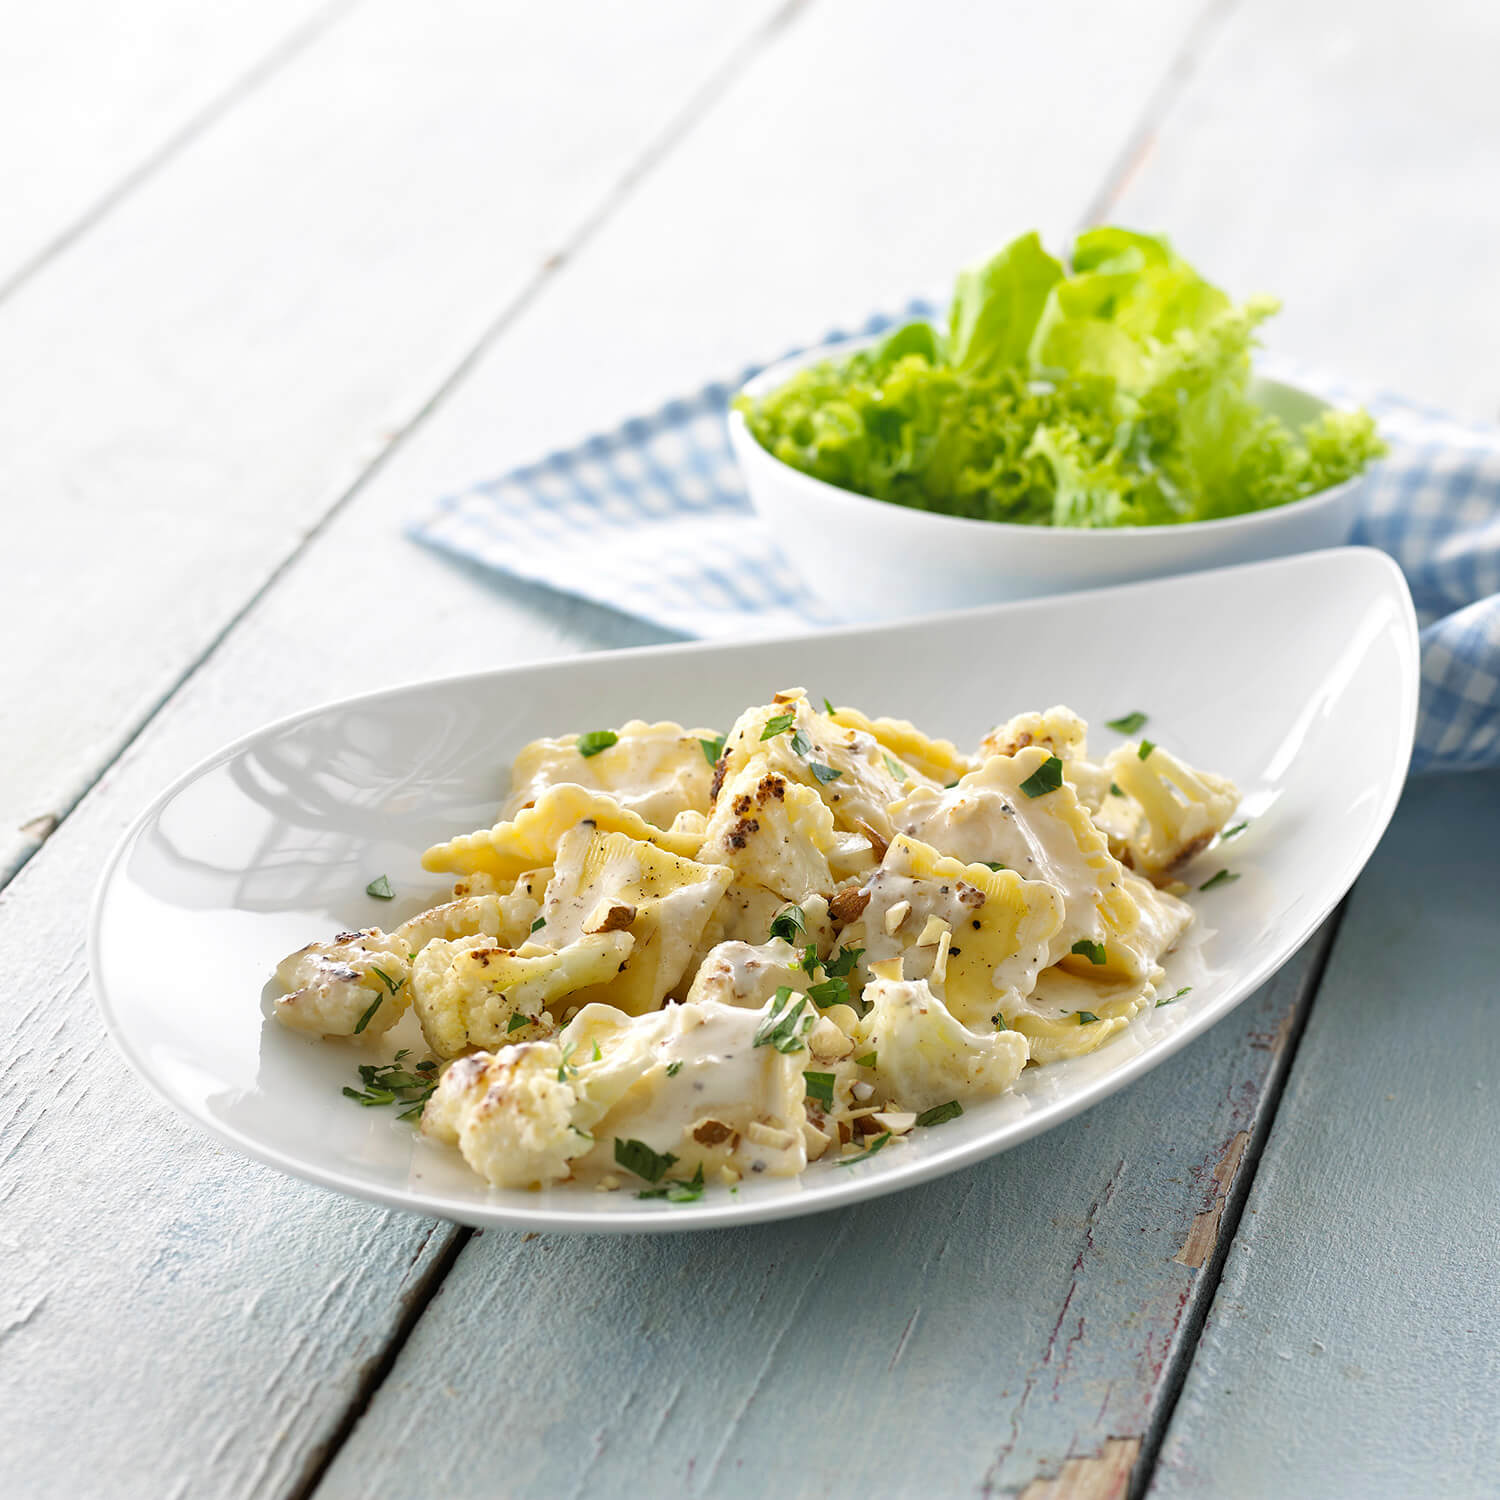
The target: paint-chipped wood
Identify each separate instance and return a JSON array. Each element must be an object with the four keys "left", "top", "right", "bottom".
[
  {"left": 314, "top": 934, "right": 1326, "bottom": 1500},
  {"left": 1148, "top": 772, "right": 1500, "bottom": 1499},
  {"left": 1173, "top": 1129, "right": 1249, "bottom": 1269},
  {"left": 1018, "top": 1438, "right": 1142, "bottom": 1500}
]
